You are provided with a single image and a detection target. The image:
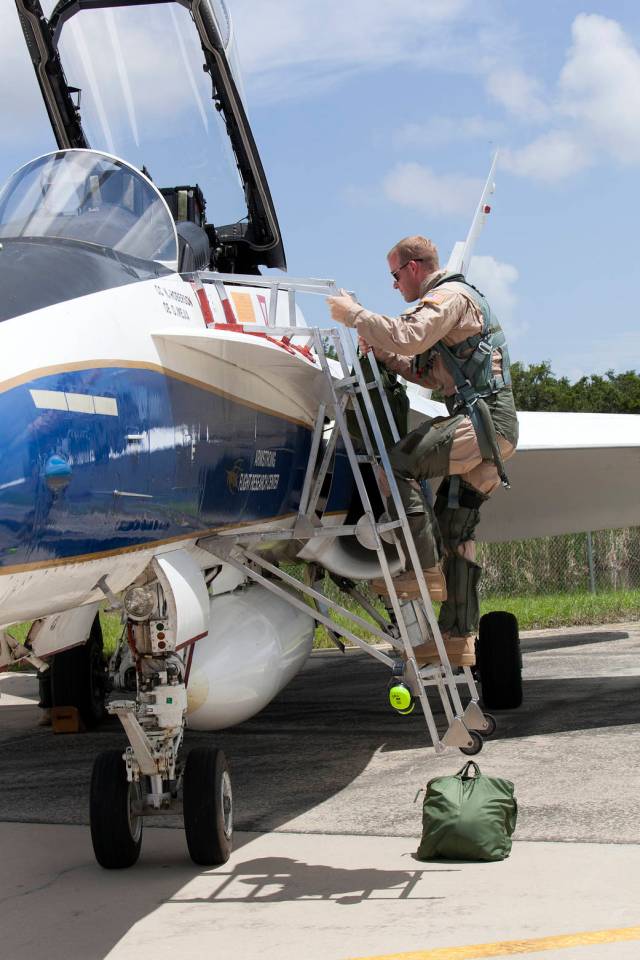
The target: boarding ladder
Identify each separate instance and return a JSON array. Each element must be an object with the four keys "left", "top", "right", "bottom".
[{"left": 198, "top": 272, "right": 495, "bottom": 755}]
